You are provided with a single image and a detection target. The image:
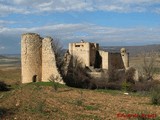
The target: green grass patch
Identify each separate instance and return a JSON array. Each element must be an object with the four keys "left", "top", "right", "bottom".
[
  {"left": 95, "top": 89, "right": 122, "bottom": 95},
  {"left": 85, "top": 105, "right": 99, "bottom": 110},
  {"left": 31, "top": 82, "right": 67, "bottom": 88}
]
